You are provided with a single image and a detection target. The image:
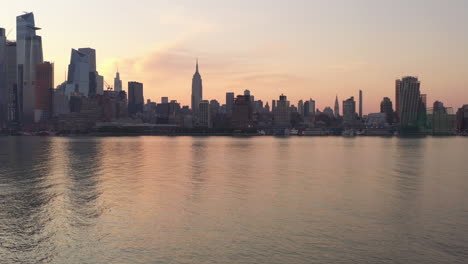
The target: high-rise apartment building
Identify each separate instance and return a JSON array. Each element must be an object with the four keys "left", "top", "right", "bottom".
[
  {"left": 343, "top": 96, "right": 356, "bottom": 124},
  {"left": 226, "top": 92, "right": 234, "bottom": 113},
  {"left": 298, "top": 100, "right": 304, "bottom": 117},
  {"left": 232, "top": 95, "right": 252, "bottom": 128},
  {"left": 380, "top": 97, "right": 394, "bottom": 124},
  {"left": 128, "top": 81, "right": 144, "bottom": 115},
  {"left": 397, "top": 76, "right": 421, "bottom": 128},
  {"left": 34, "top": 62, "right": 53, "bottom": 122},
  {"left": 191, "top": 59, "right": 202, "bottom": 113},
  {"left": 198, "top": 100, "right": 211, "bottom": 128}
]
